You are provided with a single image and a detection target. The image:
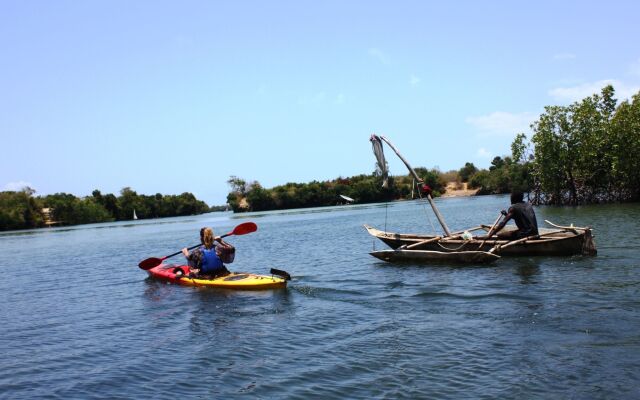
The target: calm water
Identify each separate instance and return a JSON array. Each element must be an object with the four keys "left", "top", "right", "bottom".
[{"left": 1, "top": 195, "right": 639, "bottom": 399}]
